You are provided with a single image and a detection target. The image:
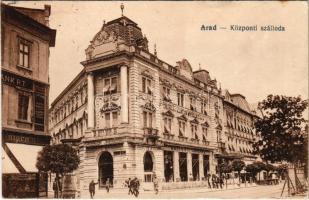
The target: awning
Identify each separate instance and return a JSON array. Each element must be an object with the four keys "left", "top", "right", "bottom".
[
  {"left": 6, "top": 143, "right": 43, "bottom": 173},
  {"left": 2, "top": 147, "right": 19, "bottom": 173}
]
